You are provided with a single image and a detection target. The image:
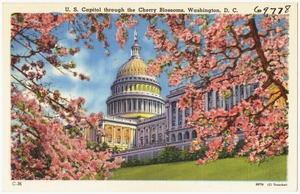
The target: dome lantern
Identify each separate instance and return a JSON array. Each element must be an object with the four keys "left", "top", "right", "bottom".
[{"left": 131, "top": 30, "right": 141, "bottom": 58}]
